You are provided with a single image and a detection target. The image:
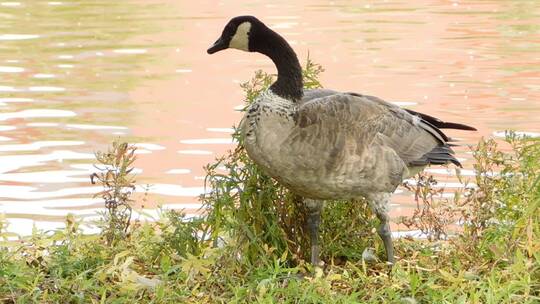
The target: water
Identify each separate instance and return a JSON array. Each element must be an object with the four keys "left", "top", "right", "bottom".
[{"left": 1, "top": 0, "right": 539, "bottom": 235}]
